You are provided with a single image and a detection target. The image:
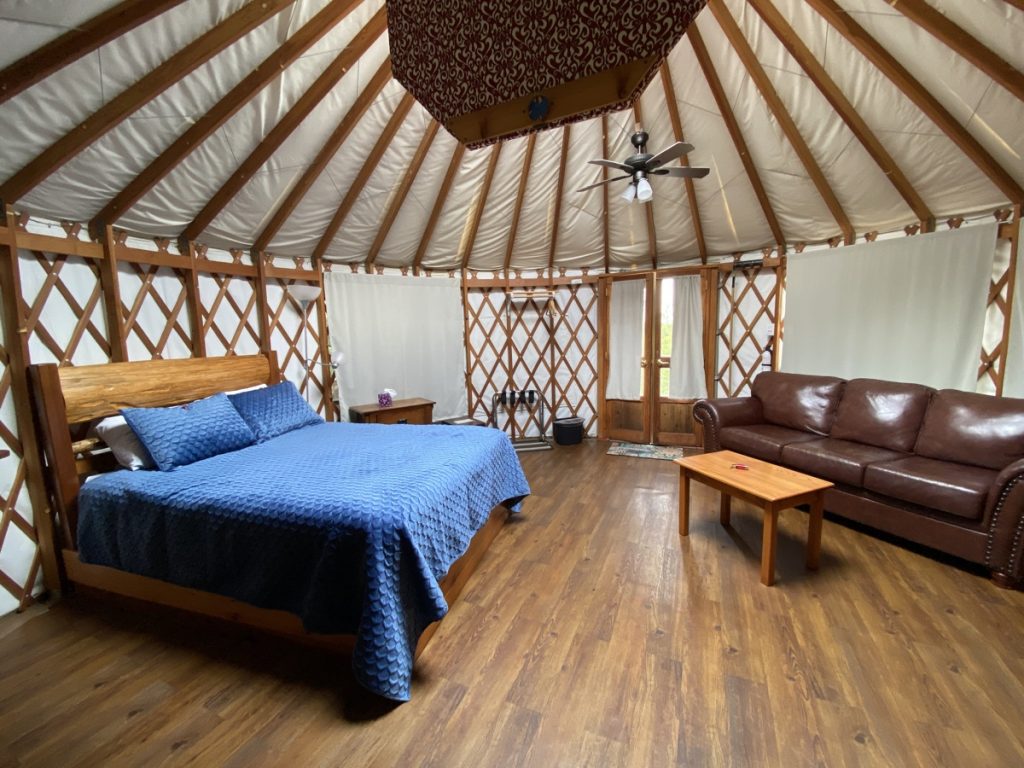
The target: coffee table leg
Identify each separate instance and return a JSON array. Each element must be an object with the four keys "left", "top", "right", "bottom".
[
  {"left": 720, "top": 492, "right": 732, "bottom": 526},
  {"left": 679, "top": 468, "right": 690, "bottom": 536},
  {"left": 761, "top": 506, "right": 778, "bottom": 586},
  {"left": 806, "top": 492, "right": 824, "bottom": 570}
]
